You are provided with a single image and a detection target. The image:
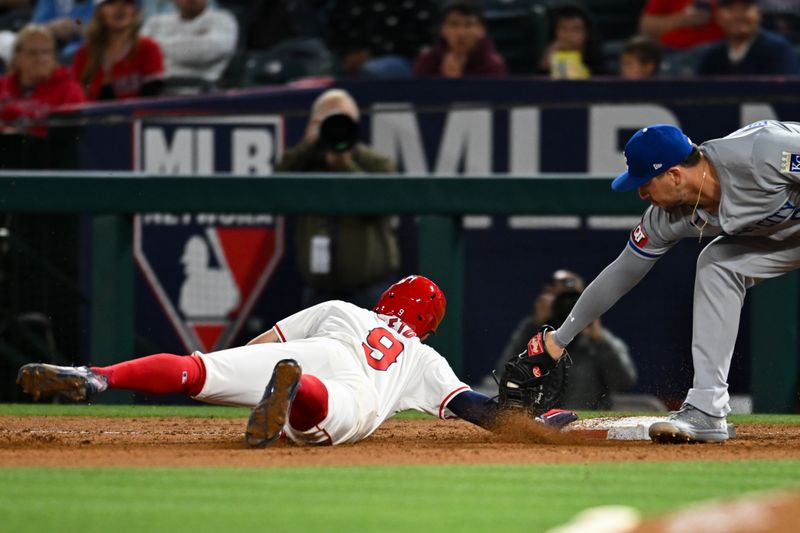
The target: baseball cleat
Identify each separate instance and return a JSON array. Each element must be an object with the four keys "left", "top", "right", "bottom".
[
  {"left": 649, "top": 403, "right": 729, "bottom": 444},
  {"left": 245, "top": 359, "right": 302, "bottom": 448},
  {"left": 16, "top": 363, "right": 108, "bottom": 402}
]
